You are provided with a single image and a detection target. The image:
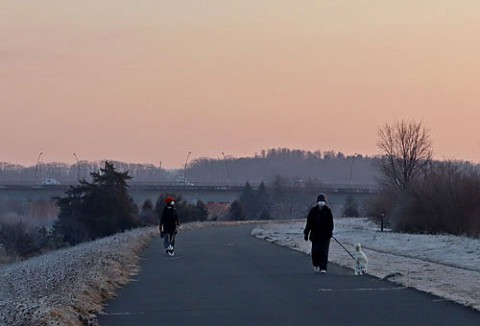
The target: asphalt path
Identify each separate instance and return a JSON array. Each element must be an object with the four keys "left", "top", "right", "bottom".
[{"left": 98, "top": 225, "right": 480, "bottom": 326}]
